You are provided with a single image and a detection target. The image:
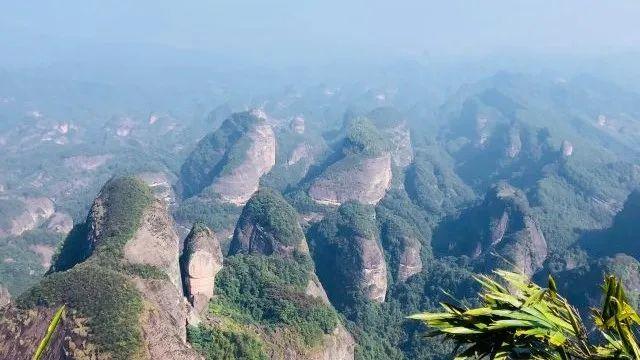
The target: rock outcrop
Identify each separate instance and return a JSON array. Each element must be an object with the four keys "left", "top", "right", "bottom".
[
  {"left": 123, "top": 199, "right": 183, "bottom": 290},
  {"left": 136, "top": 171, "right": 177, "bottom": 207},
  {"left": 312, "top": 202, "right": 388, "bottom": 304},
  {"left": 290, "top": 116, "right": 305, "bottom": 134},
  {"left": 209, "top": 122, "right": 276, "bottom": 205},
  {"left": 182, "top": 224, "right": 223, "bottom": 313},
  {"left": 229, "top": 188, "right": 308, "bottom": 257},
  {"left": 434, "top": 183, "right": 548, "bottom": 277},
  {"left": 45, "top": 212, "right": 73, "bottom": 234},
  {"left": 309, "top": 153, "right": 392, "bottom": 206},
  {"left": 0, "top": 197, "right": 55, "bottom": 237},
  {"left": 366, "top": 107, "right": 413, "bottom": 168},
  {"left": 8, "top": 177, "right": 201, "bottom": 360},
  {"left": 0, "top": 284, "right": 9, "bottom": 308},
  {"left": 179, "top": 111, "right": 276, "bottom": 205}
]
